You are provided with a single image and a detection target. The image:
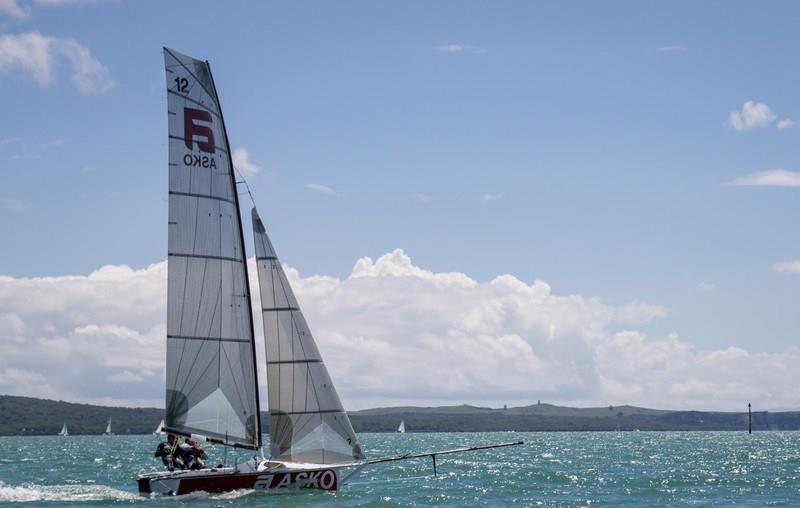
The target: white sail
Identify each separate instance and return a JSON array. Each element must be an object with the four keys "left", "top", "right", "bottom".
[
  {"left": 397, "top": 421, "right": 405, "bottom": 433},
  {"left": 251, "top": 208, "right": 364, "bottom": 464},
  {"left": 153, "top": 419, "right": 165, "bottom": 436},
  {"left": 163, "top": 47, "right": 261, "bottom": 450},
  {"left": 104, "top": 417, "right": 112, "bottom": 435},
  {"left": 58, "top": 423, "right": 68, "bottom": 436}
]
